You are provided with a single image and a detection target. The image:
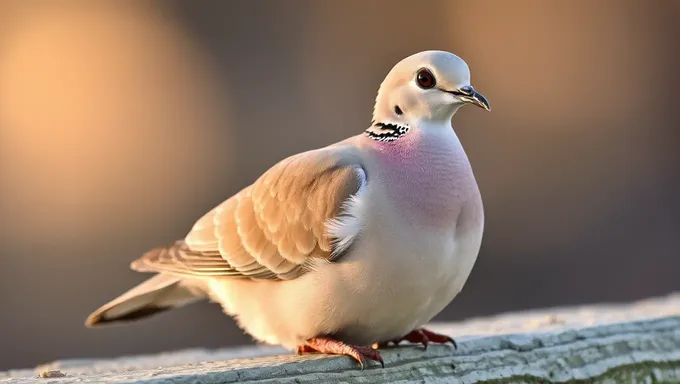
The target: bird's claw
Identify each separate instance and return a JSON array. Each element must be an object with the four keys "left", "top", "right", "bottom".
[
  {"left": 297, "top": 337, "right": 384, "bottom": 369},
  {"left": 380, "top": 328, "right": 457, "bottom": 350}
]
